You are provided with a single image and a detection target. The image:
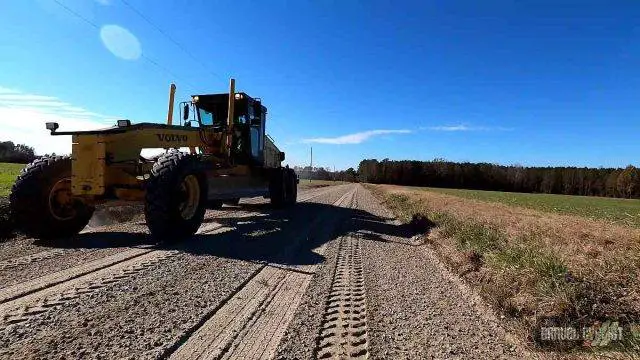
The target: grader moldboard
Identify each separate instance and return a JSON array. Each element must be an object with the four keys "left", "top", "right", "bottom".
[{"left": 10, "top": 79, "right": 298, "bottom": 241}]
